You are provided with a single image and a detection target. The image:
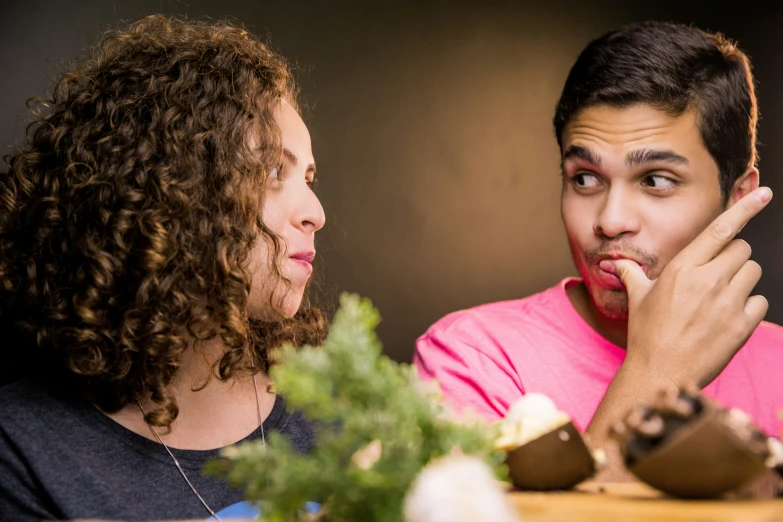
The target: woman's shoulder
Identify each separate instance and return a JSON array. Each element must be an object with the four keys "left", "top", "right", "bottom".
[
  {"left": 0, "top": 379, "right": 64, "bottom": 424},
  {"left": 0, "top": 379, "right": 318, "bottom": 456},
  {"left": 0, "top": 378, "right": 101, "bottom": 444},
  {"left": 269, "top": 395, "right": 317, "bottom": 454}
]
